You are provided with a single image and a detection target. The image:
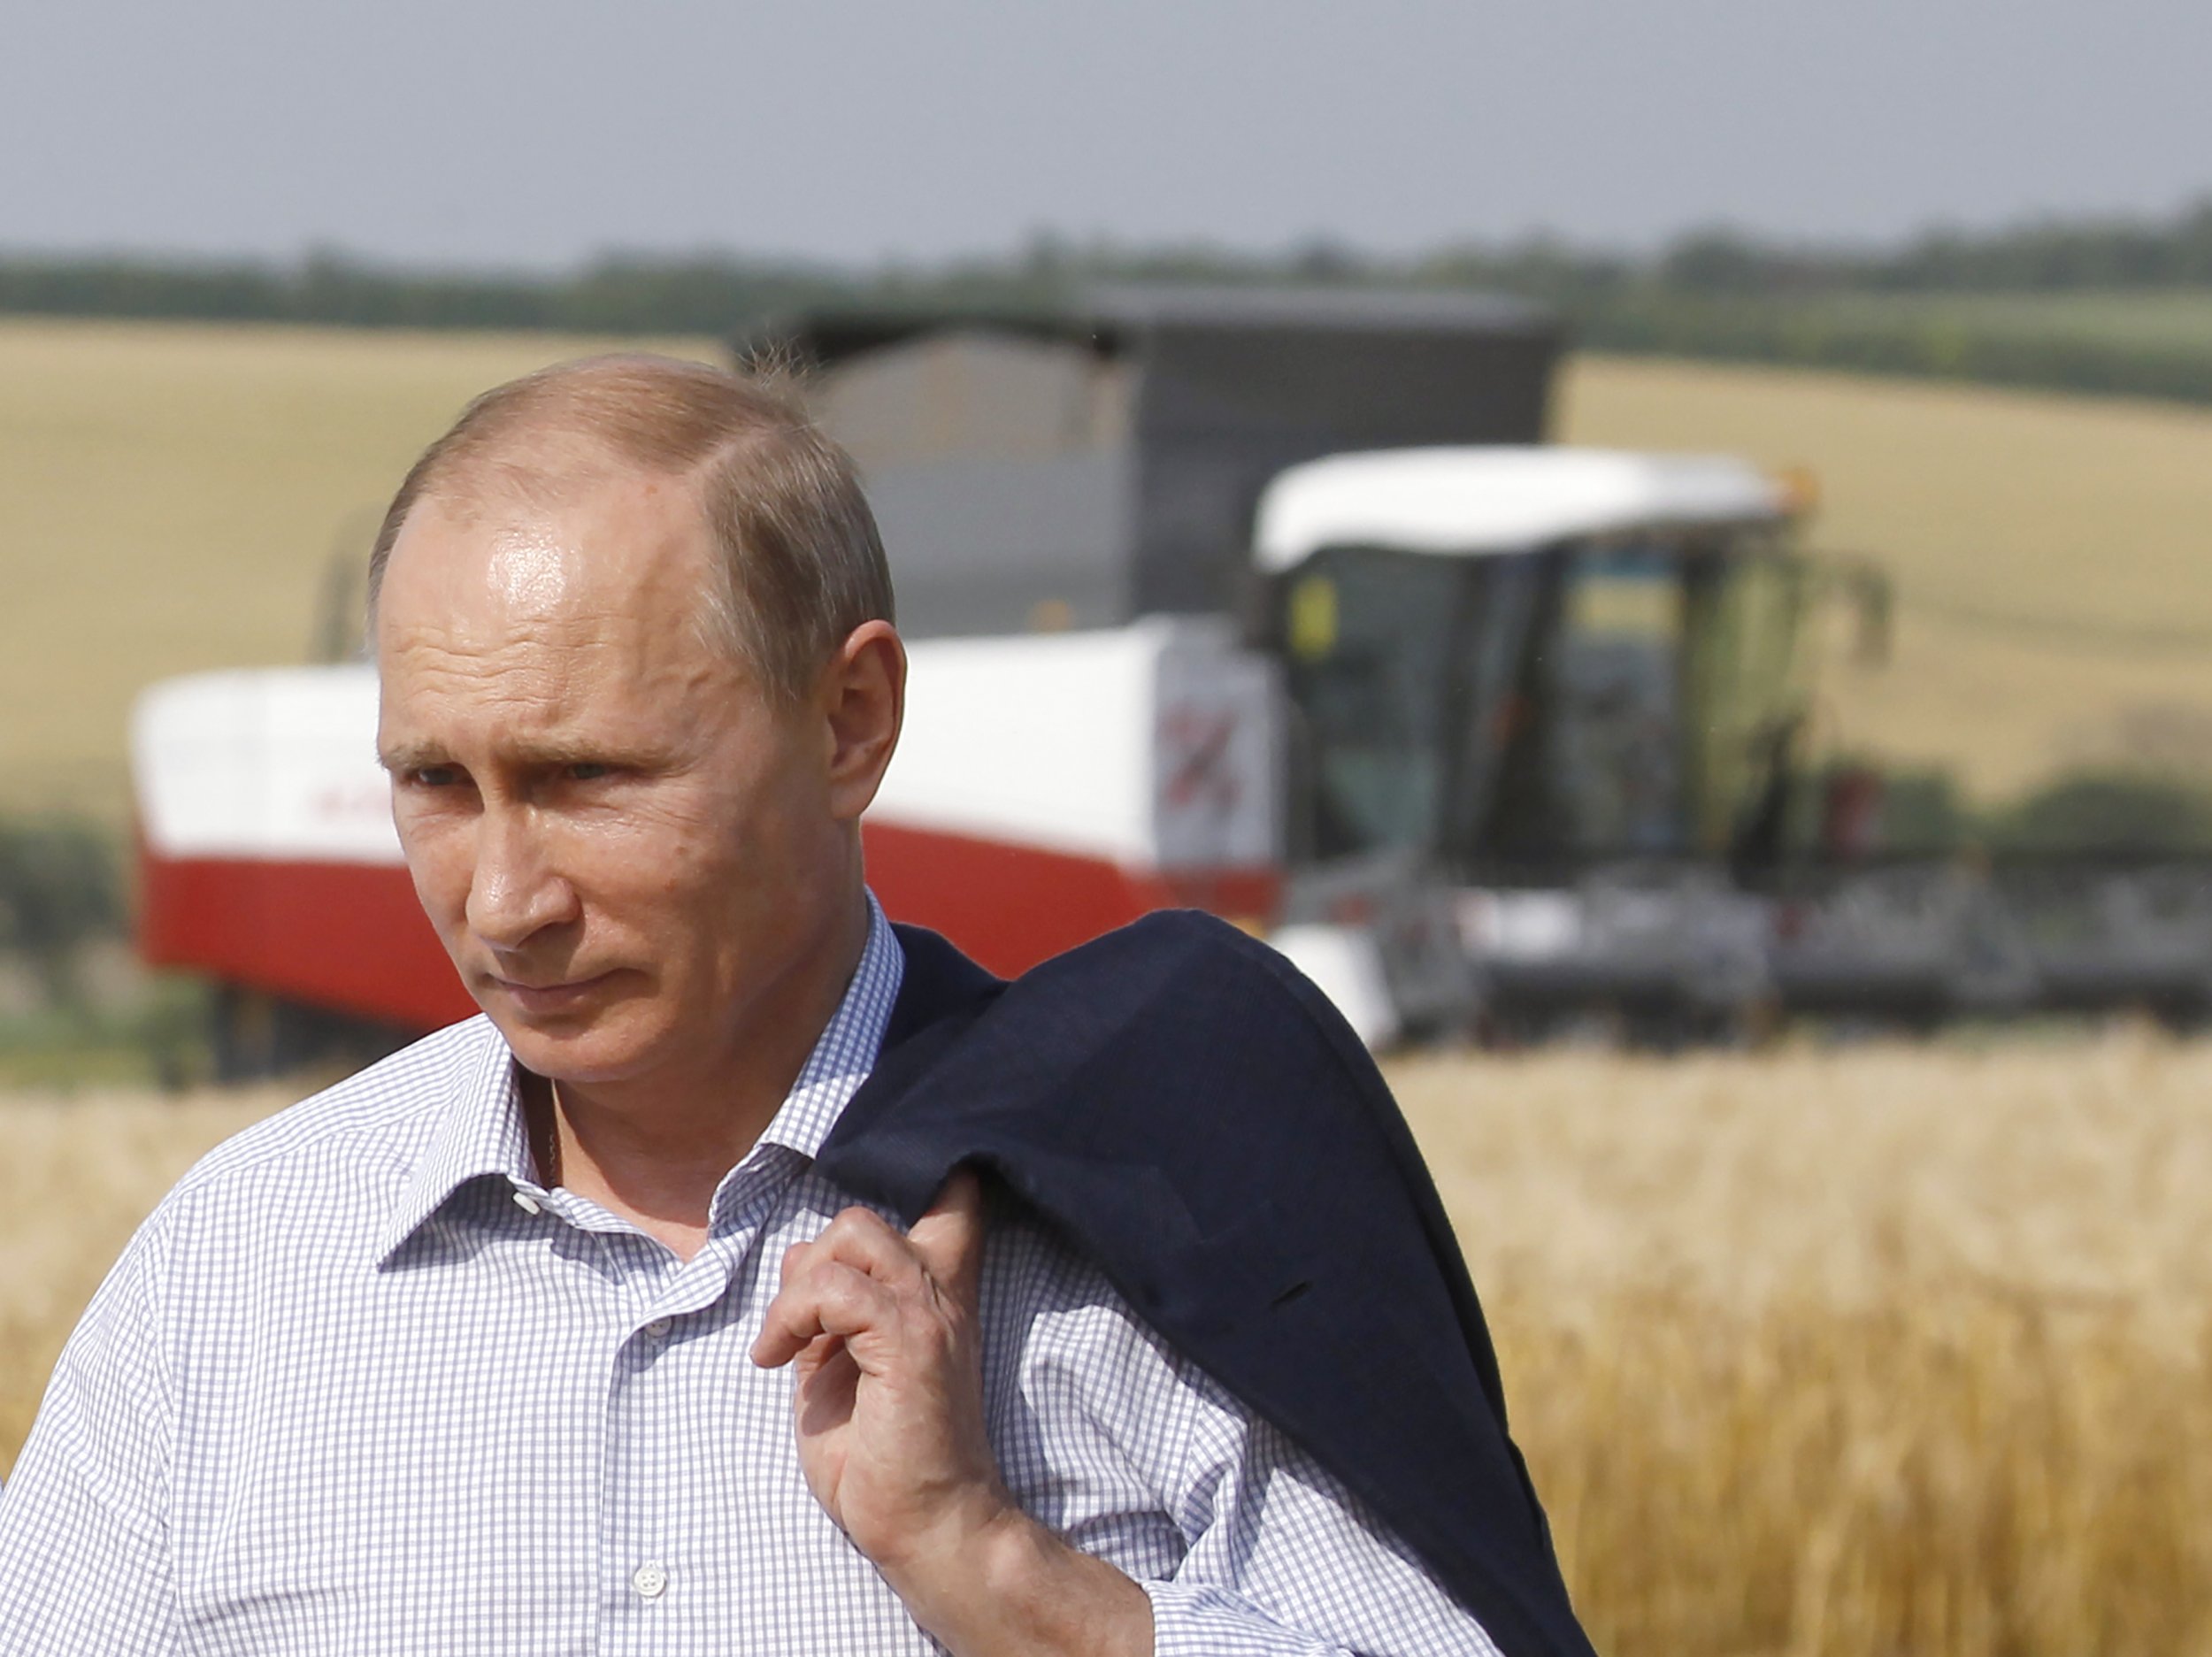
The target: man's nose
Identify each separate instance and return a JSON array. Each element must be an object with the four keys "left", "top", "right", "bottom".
[{"left": 465, "top": 806, "right": 579, "bottom": 949}]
